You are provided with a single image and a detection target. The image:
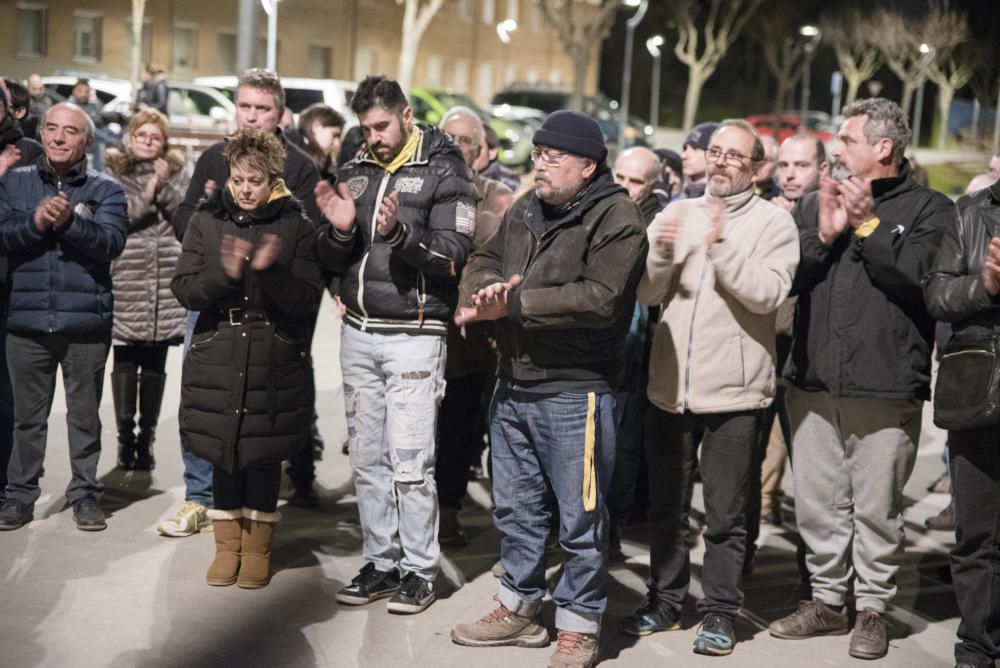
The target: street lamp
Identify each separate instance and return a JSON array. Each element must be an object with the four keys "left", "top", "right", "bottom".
[
  {"left": 618, "top": 0, "right": 648, "bottom": 150},
  {"left": 646, "top": 34, "right": 664, "bottom": 129},
  {"left": 912, "top": 42, "right": 934, "bottom": 149},
  {"left": 497, "top": 18, "right": 517, "bottom": 44},
  {"left": 261, "top": 0, "right": 279, "bottom": 71},
  {"left": 799, "top": 25, "right": 821, "bottom": 129}
]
